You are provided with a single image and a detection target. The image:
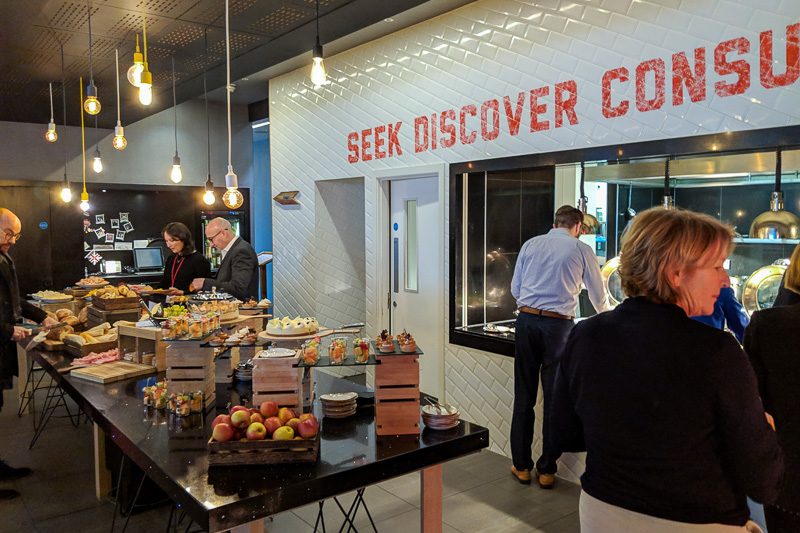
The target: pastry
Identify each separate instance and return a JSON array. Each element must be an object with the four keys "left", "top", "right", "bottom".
[{"left": 400, "top": 334, "right": 417, "bottom": 353}]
